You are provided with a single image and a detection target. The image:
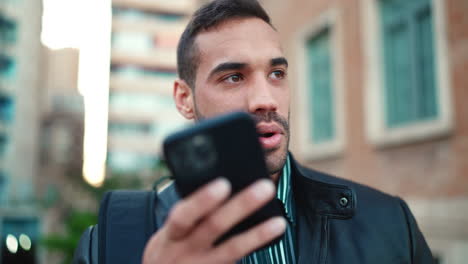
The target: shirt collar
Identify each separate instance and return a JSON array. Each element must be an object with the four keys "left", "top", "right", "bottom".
[{"left": 276, "top": 154, "right": 296, "bottom": 224}]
